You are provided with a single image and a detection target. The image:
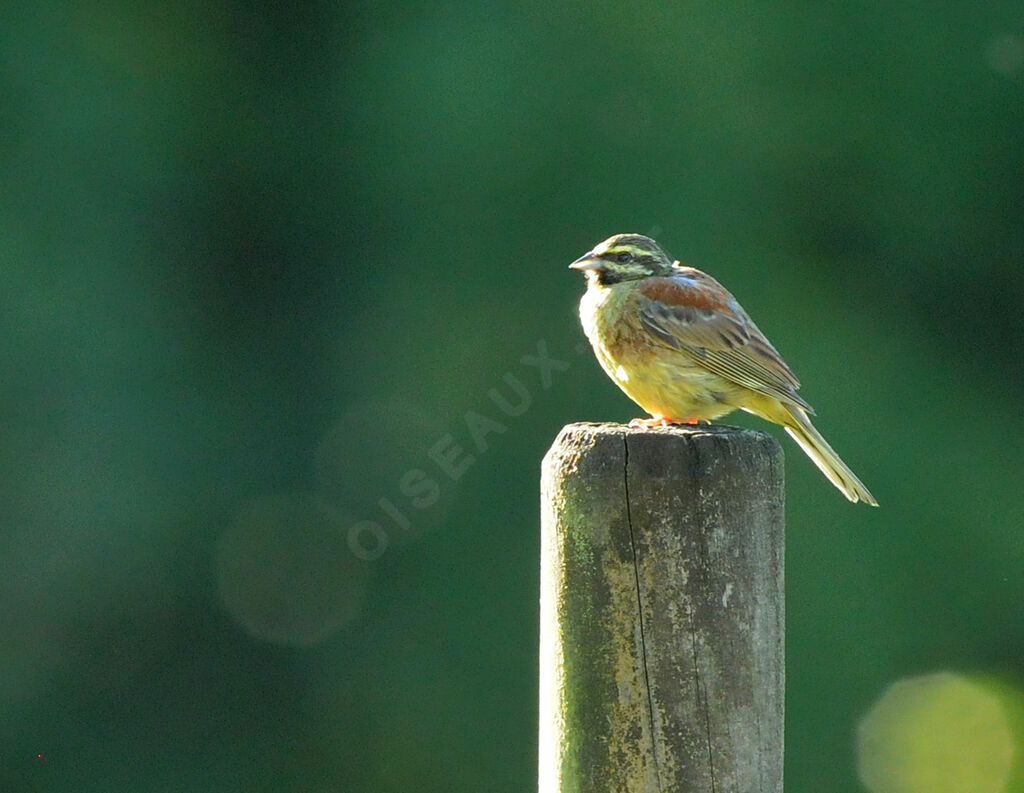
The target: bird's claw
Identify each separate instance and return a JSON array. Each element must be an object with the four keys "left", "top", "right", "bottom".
[{"left": 629, "top": 416, "right": 702, "bottom": 428}]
